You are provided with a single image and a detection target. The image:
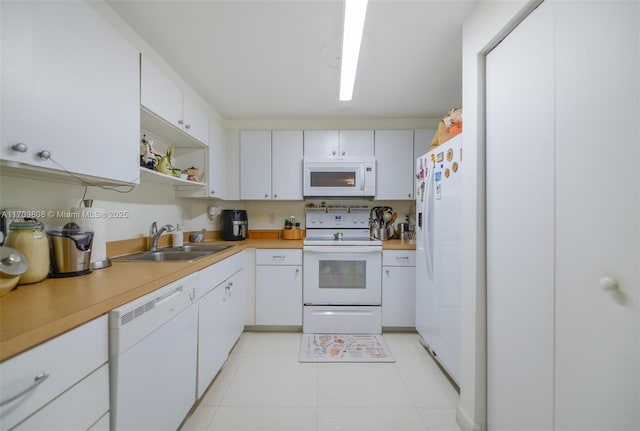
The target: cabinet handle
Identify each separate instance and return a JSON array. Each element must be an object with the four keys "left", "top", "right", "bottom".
[
  {"left": 385, "top": 269, "right": 390, "bottom": 275},
  {"left": 396, "top": 256, "right": 410, "bottom": 261},
  {"left": 295, "top": 268, "right": 300, "bottom": 274},
  {"left": 332, "top": 150, "right": 337, "bottom": 156},
  {"left": 185, "top": 124, "right": 191, "bottom": 130},
  {"left": 408, "top": 193, "right": 412, "bottom": 198},
  {"left": 341, "top": 151, "right": 346, "bottom": 156},
  {"left": 37, "top": 150, "right": 51, "bottom": 161},
  {"left": 11, "top": 143, "right": 28, "bottom": 153},
  {"left": 0, "top": 372, "right": 50, "bottom": 407},
  {"left": 273, "top": 194, "right": 277, "bottom": 199},
  {"left": 264, "top": 193, "right": 269, "bottom": 198},
  {"left": 210, "top": 190, "right": 215, "bottom": 195},
  {"left": 178, "top": 119, "right": 184, "bottom": 126},
  {"left": 272, "top": 255, "right": 286, "bottom": 260}
]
